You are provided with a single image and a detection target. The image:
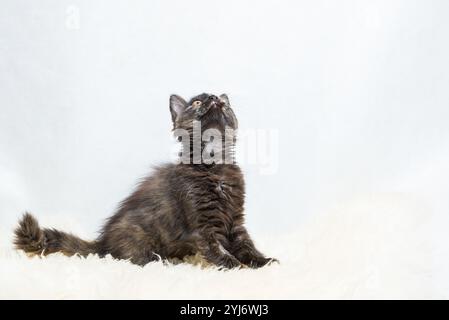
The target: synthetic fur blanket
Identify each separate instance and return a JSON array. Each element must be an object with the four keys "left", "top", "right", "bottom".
[{"left": 1, "top": 193, "right": 447, "bottom": 299}]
